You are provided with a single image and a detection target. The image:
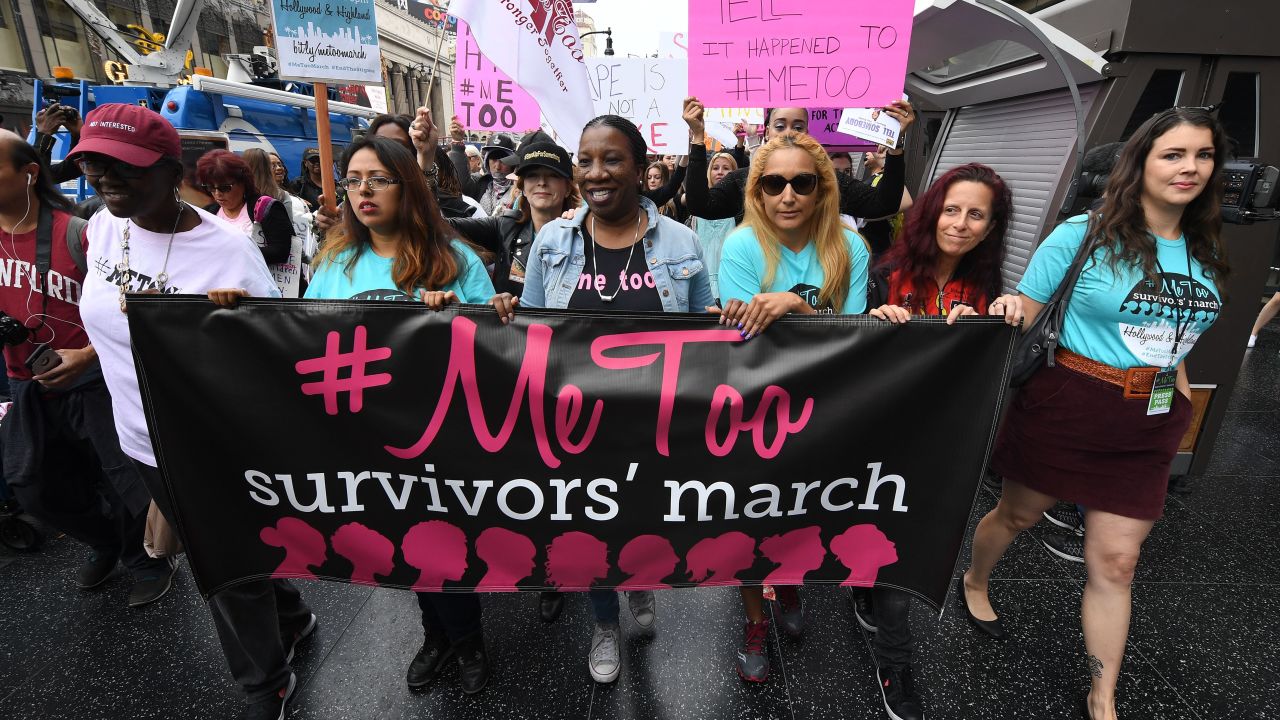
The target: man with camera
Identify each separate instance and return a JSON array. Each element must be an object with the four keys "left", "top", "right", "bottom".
[
  {"left": 31, "top": 102, "right": 85, "bottom": 185},
  {"left": 0, "top": 129, "right": 175, "bottom": 607}
]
